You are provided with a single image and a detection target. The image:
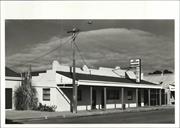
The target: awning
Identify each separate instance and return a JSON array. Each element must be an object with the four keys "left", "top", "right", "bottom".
[{"left": 78, "top": 80, "right": 162, "bottom": 89}]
